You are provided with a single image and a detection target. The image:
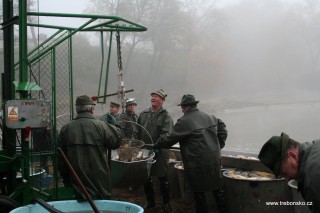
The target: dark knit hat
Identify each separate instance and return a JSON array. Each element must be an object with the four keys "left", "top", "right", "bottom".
[
  {"left": 178, "top": 94, "right": 199, "bottom": 106},
  {"left": 151, "top": 89, "right": 167, "bottom": 100},
  {"left": 258, "top": 132, "right": 289, "bottom": 178},
  {"left": 76, "top": 95, "right": 96, "bottom": 106}
]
